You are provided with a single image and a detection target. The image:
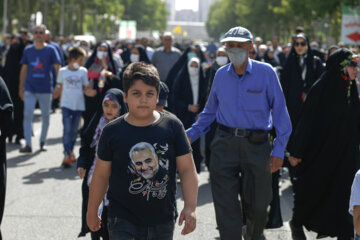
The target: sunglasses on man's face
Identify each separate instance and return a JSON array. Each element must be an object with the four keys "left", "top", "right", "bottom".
[
  {"left": 294, "top": 41, "right": 306, "bottom": 47},
  {"left": 34, "top": 31, "right": 44, "bottom": 35},
  {"left": 348, "top": 61, "right": 358, "bottom": 68}
]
